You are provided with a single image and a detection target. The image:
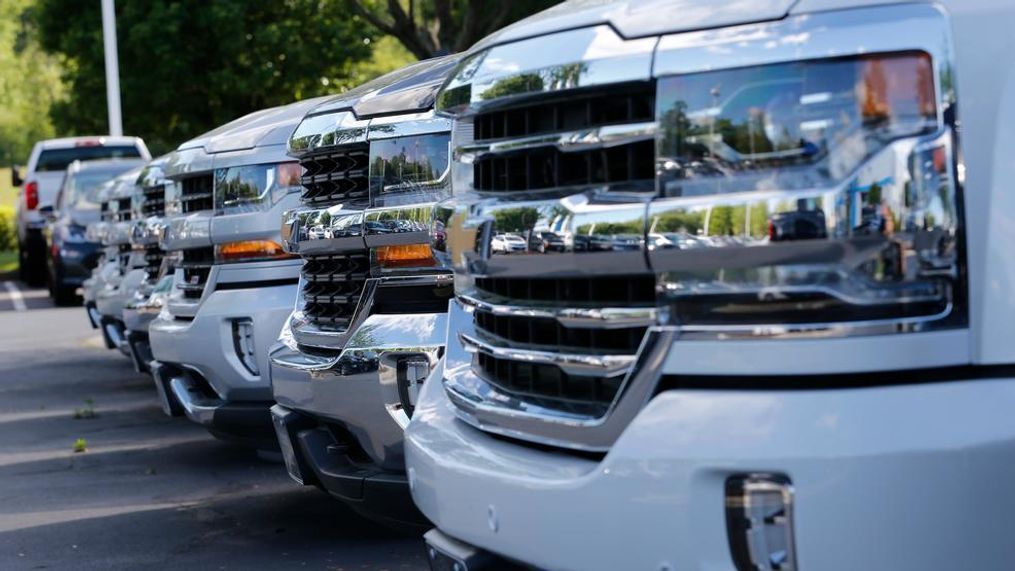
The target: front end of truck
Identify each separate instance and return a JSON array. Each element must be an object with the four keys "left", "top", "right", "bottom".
[
  {"left": 94, "top": 170, "right": 147, "bottom": 354},
  {"left": 268, "top": 57, "right": 457, "bottom": 527},
  {"left": 406, "top": 2, "right": 1015, "bottom": 570},
  {"left": 121, "top": 157, "right": 174, "bottom": 374},
  {"left": 148, "top": 99, "right": 323, "bottom": 447}
]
